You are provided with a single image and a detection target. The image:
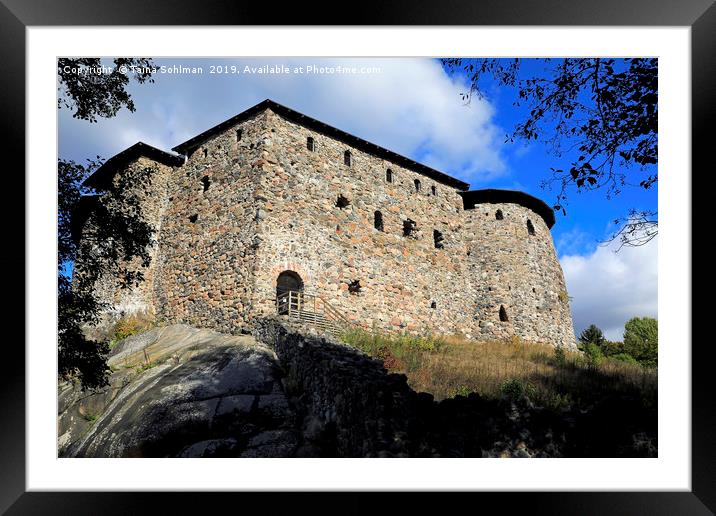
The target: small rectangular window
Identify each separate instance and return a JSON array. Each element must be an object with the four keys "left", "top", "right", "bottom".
[{"left": 307, "top": 136, "right": 315, "bottom": 151}]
